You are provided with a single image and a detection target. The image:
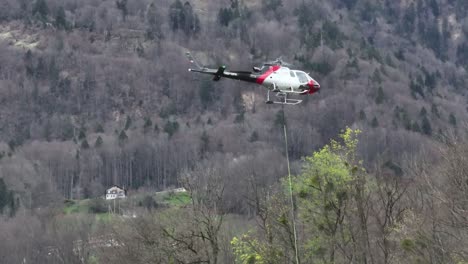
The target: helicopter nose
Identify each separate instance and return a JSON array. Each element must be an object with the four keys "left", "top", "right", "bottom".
[{"left": 308, "top": 80, "right": 320, "bottom": 94}]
